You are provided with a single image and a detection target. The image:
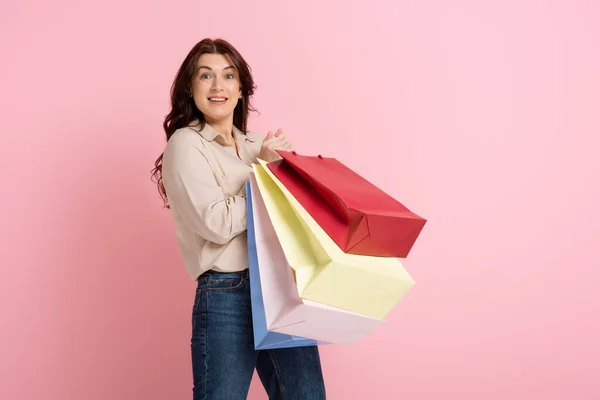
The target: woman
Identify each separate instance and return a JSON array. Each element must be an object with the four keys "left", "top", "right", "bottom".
[{"left": 151, "top": 38, "right": 326, "bottom": 399}]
